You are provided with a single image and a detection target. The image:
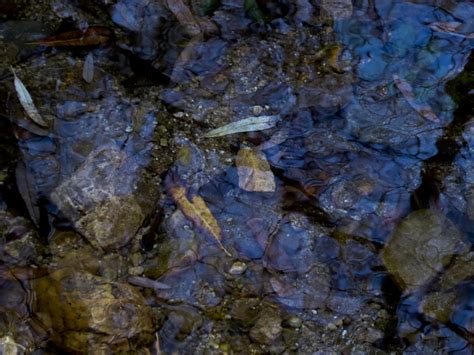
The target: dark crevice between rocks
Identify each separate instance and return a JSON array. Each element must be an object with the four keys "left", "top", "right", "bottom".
[
  {"left": 380, "top": 53, "right": 474, "bottom": 350},
  {"left": 272, "top": 166, "right": 335, "bottom": 229},
  {"left": 411, "top": 52, "right": 474, "bottom": 211}
]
